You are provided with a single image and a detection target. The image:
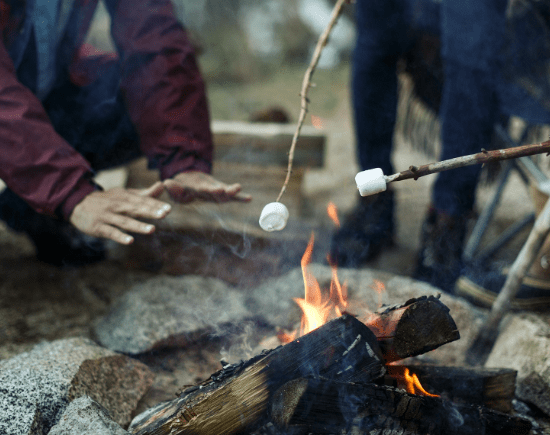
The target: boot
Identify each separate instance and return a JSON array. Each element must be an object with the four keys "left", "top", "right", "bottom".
[
  {"left": 0, "top": 188, "right": 106, "bottom": 267},
  {"left": 330, "top": 189, "right": 394, "bottom": 267},
  {"left": 414, "top": 207, "right": 467, "bottom": 293}
]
